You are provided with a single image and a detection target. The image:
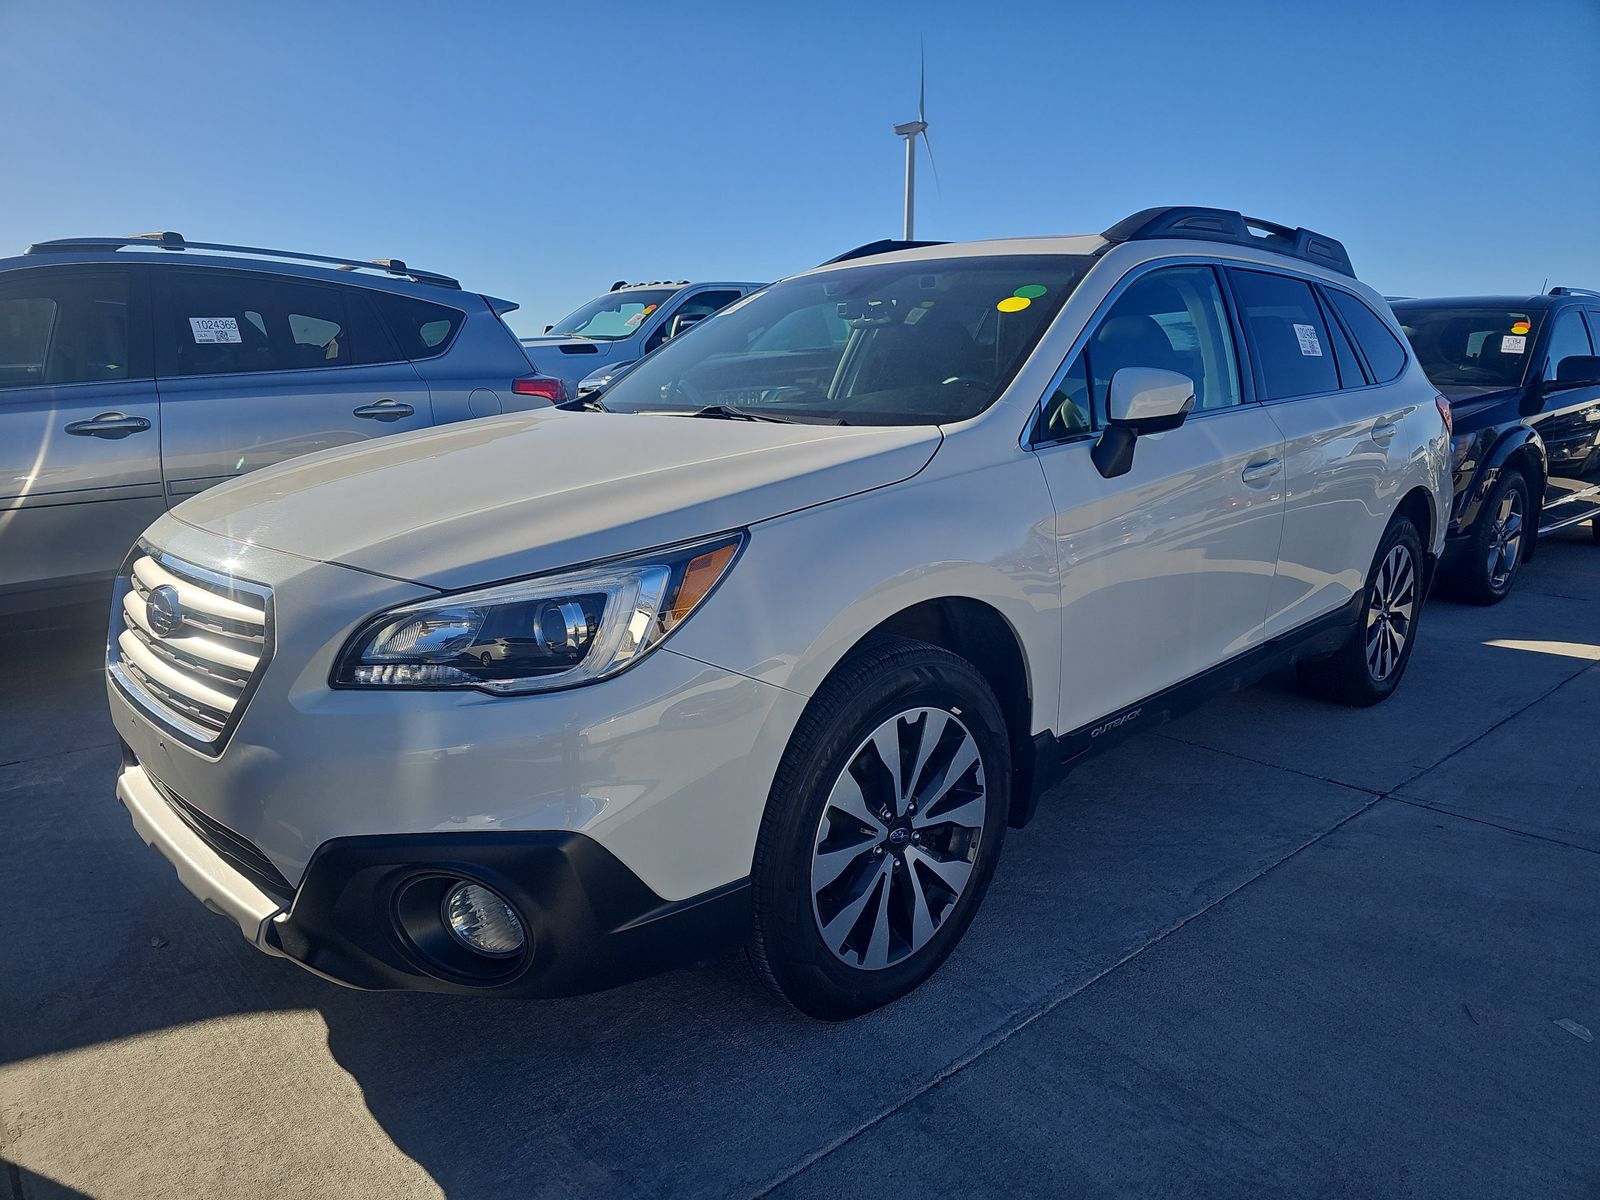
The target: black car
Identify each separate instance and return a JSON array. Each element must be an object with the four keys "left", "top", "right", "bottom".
[{"left": 1392, "top": 290, "right": 1600, "bottom": 603}]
